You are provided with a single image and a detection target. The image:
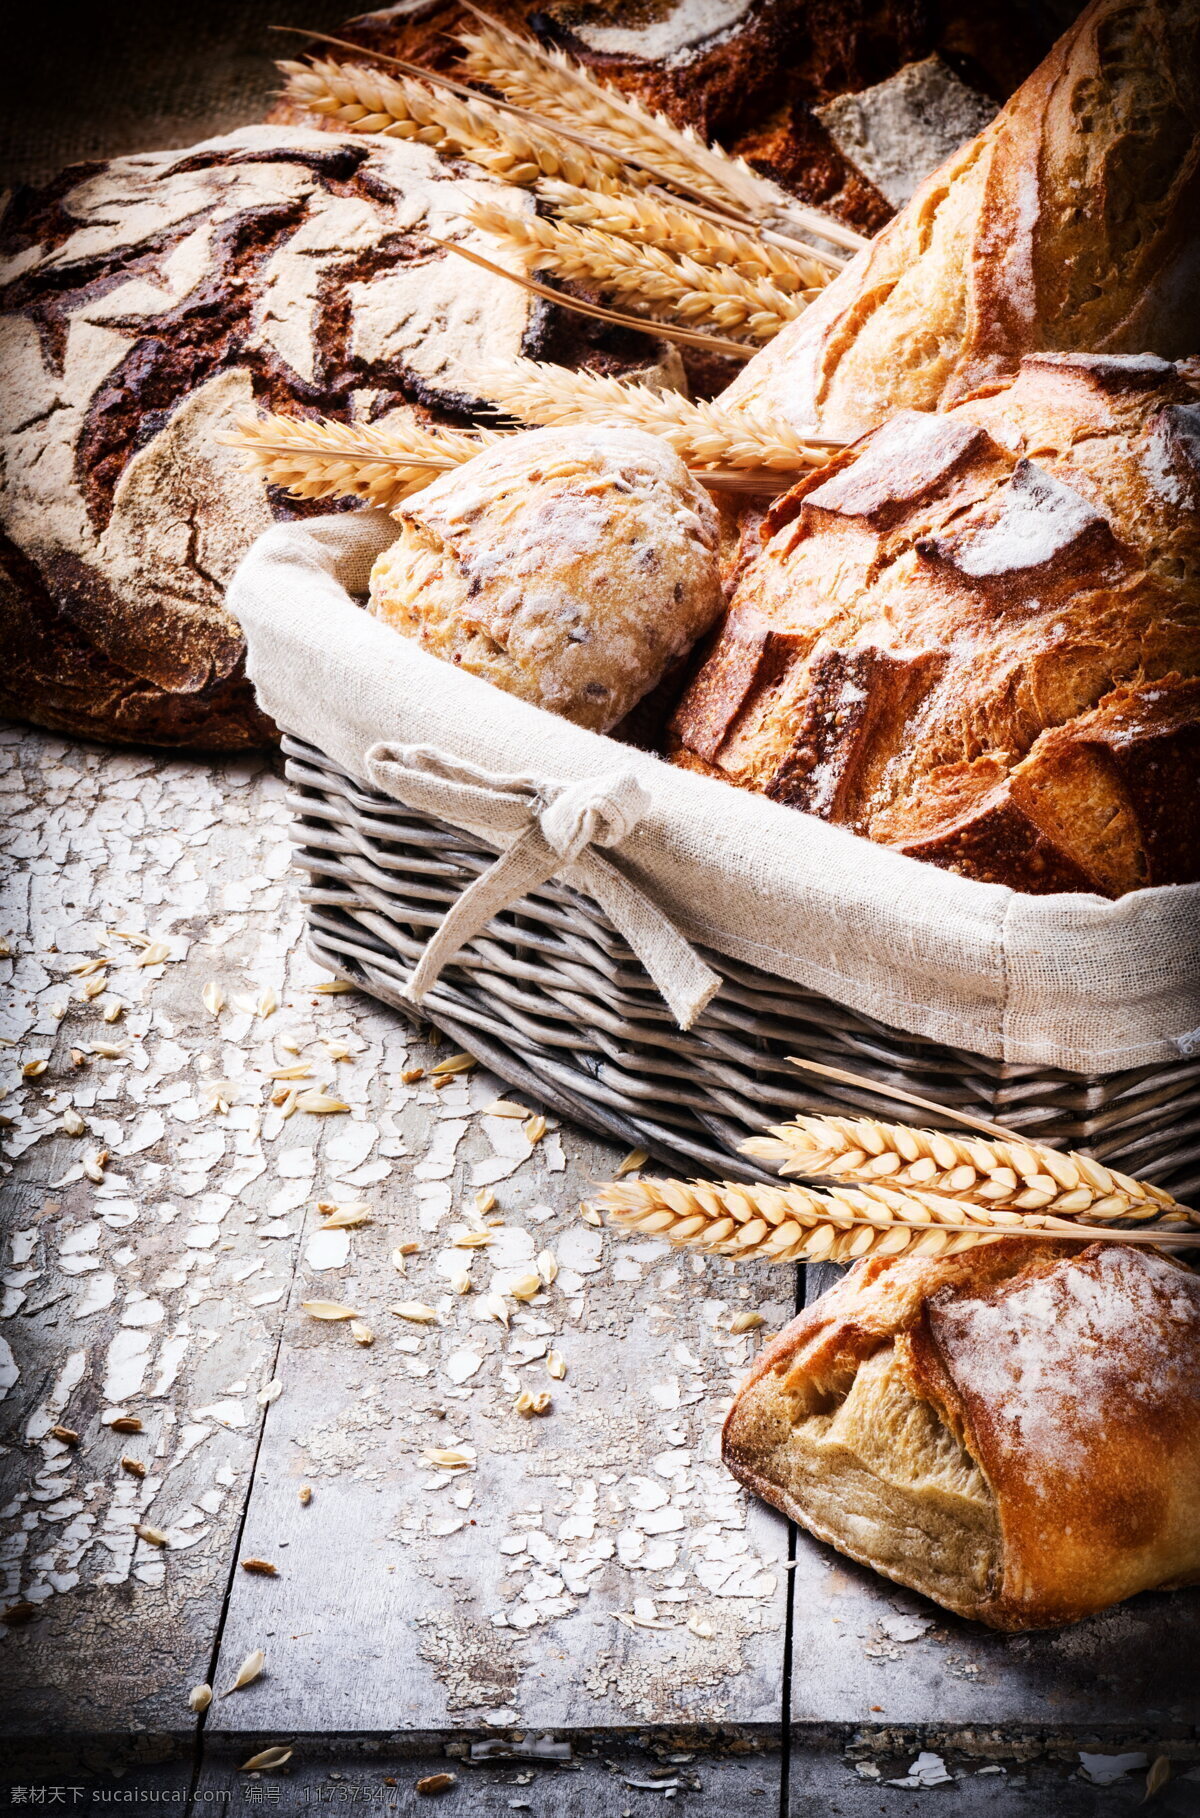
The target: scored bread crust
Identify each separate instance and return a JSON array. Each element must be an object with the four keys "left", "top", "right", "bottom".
[
  {"left": 723, "top": 1240, "right": 1200, "bottom": 1630},
  {"left": 722, "top": 0, "right": 1200, "bottom": 439},
  {"left": 670, "top": 351, "right": 1200, "bottom": 896}
]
